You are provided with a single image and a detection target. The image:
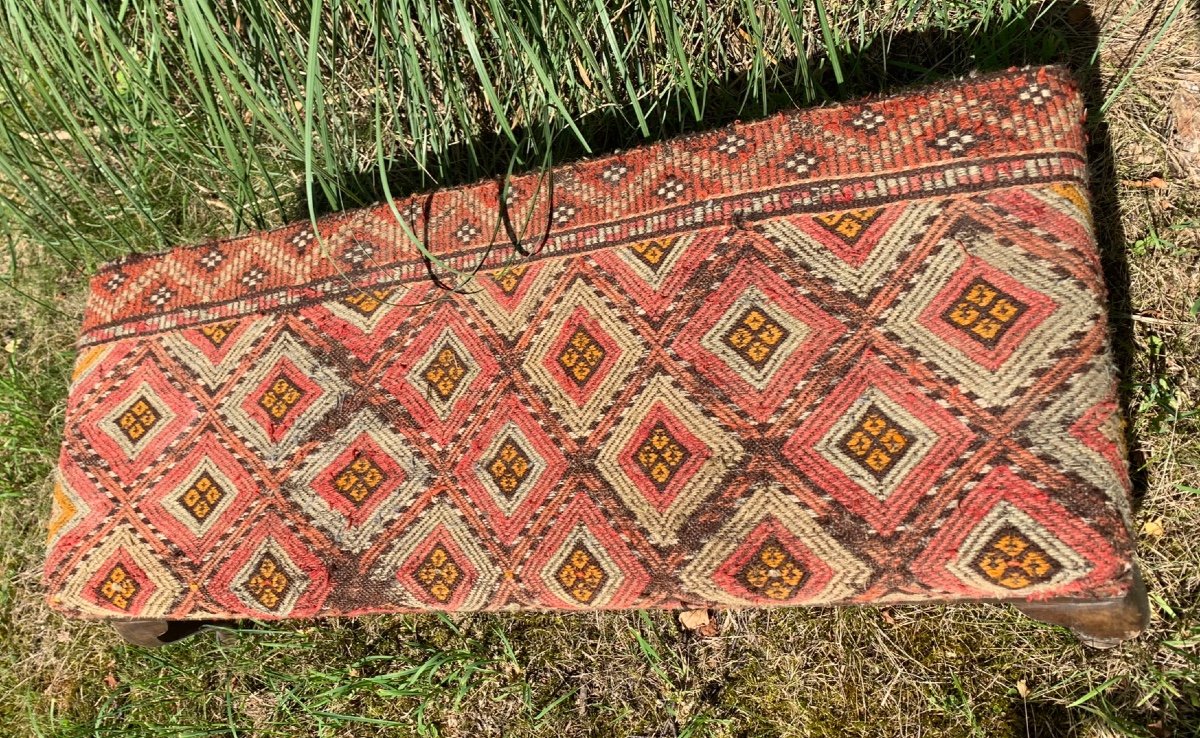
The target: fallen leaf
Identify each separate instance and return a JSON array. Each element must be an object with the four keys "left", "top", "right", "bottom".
[
  {"left": 3, "top": 339, "right": 16, "bottom": 353},
  {"left": 1120, "top": 175, "right": 1168, "bottom": 190},
  {"left": 679, "top": 609, "right": 718, "bottom": 636},
  {"left": 1141, "top": 519, "right": 1165, "bottom": 537},
  {"left": 104, "top": 672, "right": 118, "bottom": 689}
]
